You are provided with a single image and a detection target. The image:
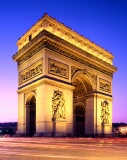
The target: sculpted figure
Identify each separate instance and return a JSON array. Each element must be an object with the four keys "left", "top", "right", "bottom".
[
  {"left": 100, "top": 100, "right": 110, "bottom": 124},
  {"left": 52, "top": 90, "right": 66, "bottom": 119}
]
